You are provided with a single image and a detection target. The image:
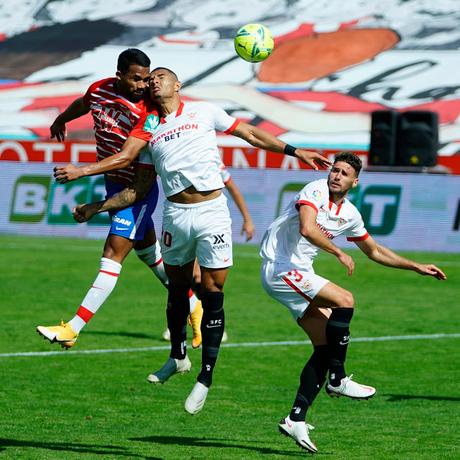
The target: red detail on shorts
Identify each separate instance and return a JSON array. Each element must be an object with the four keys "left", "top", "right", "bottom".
[
  {"left": 188, "top": 289, "right": 194, "bottom": 299},
  {"left": 347, "top": 232, "right": 369, "bottom": 241},
  {"left": 296, "top": 200, "right": 318, "bottom": 212},
  {"left": 99, "top": 270, "right": 120, "bottom": 277},
  {"left": 281, "top": 276, "right": 313, "bottom": 302},
  {"left": 224, "top": 119, "right": 240, "bottom": 134},
  {"left": 77, "top": 306, "right": 94, "bottom": 323},
  {"left": 149, "top": 257, "right": 163, "bottom": 268}
]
